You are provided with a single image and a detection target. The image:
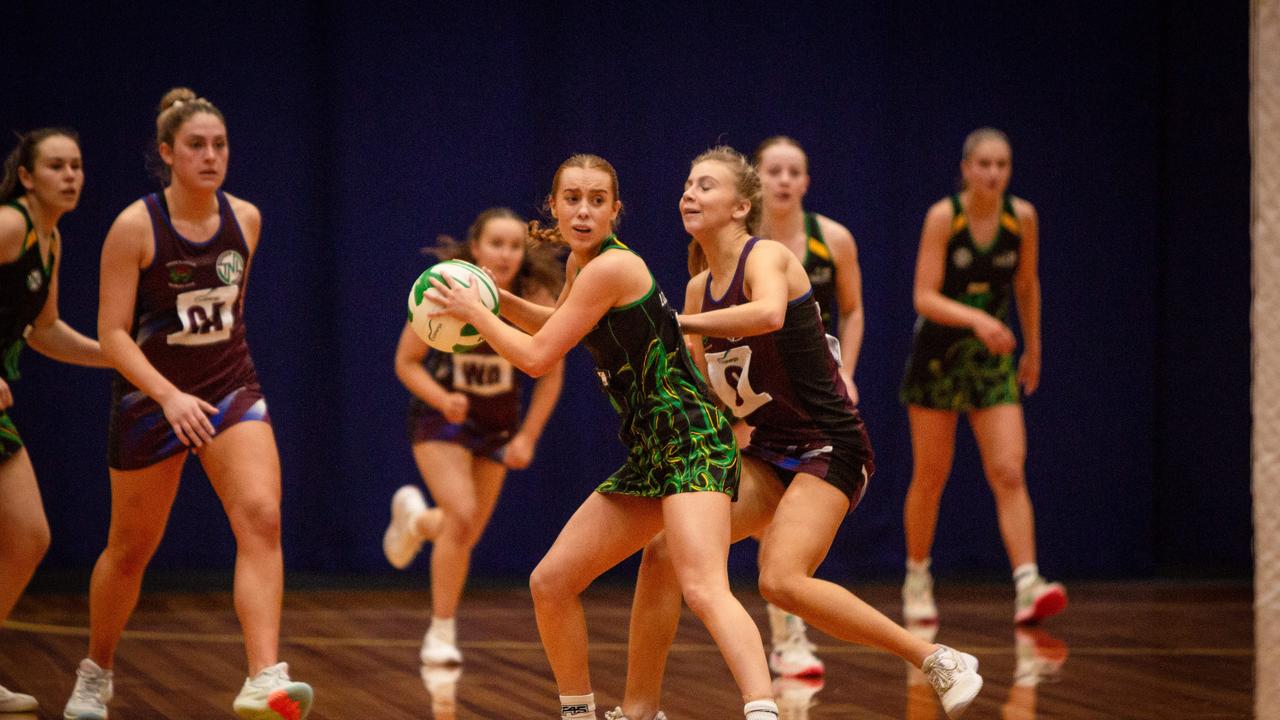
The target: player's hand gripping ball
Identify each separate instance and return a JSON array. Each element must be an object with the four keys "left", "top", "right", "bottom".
[{"left": 407, "top": 259, "right": 500, "bottom": 353}]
